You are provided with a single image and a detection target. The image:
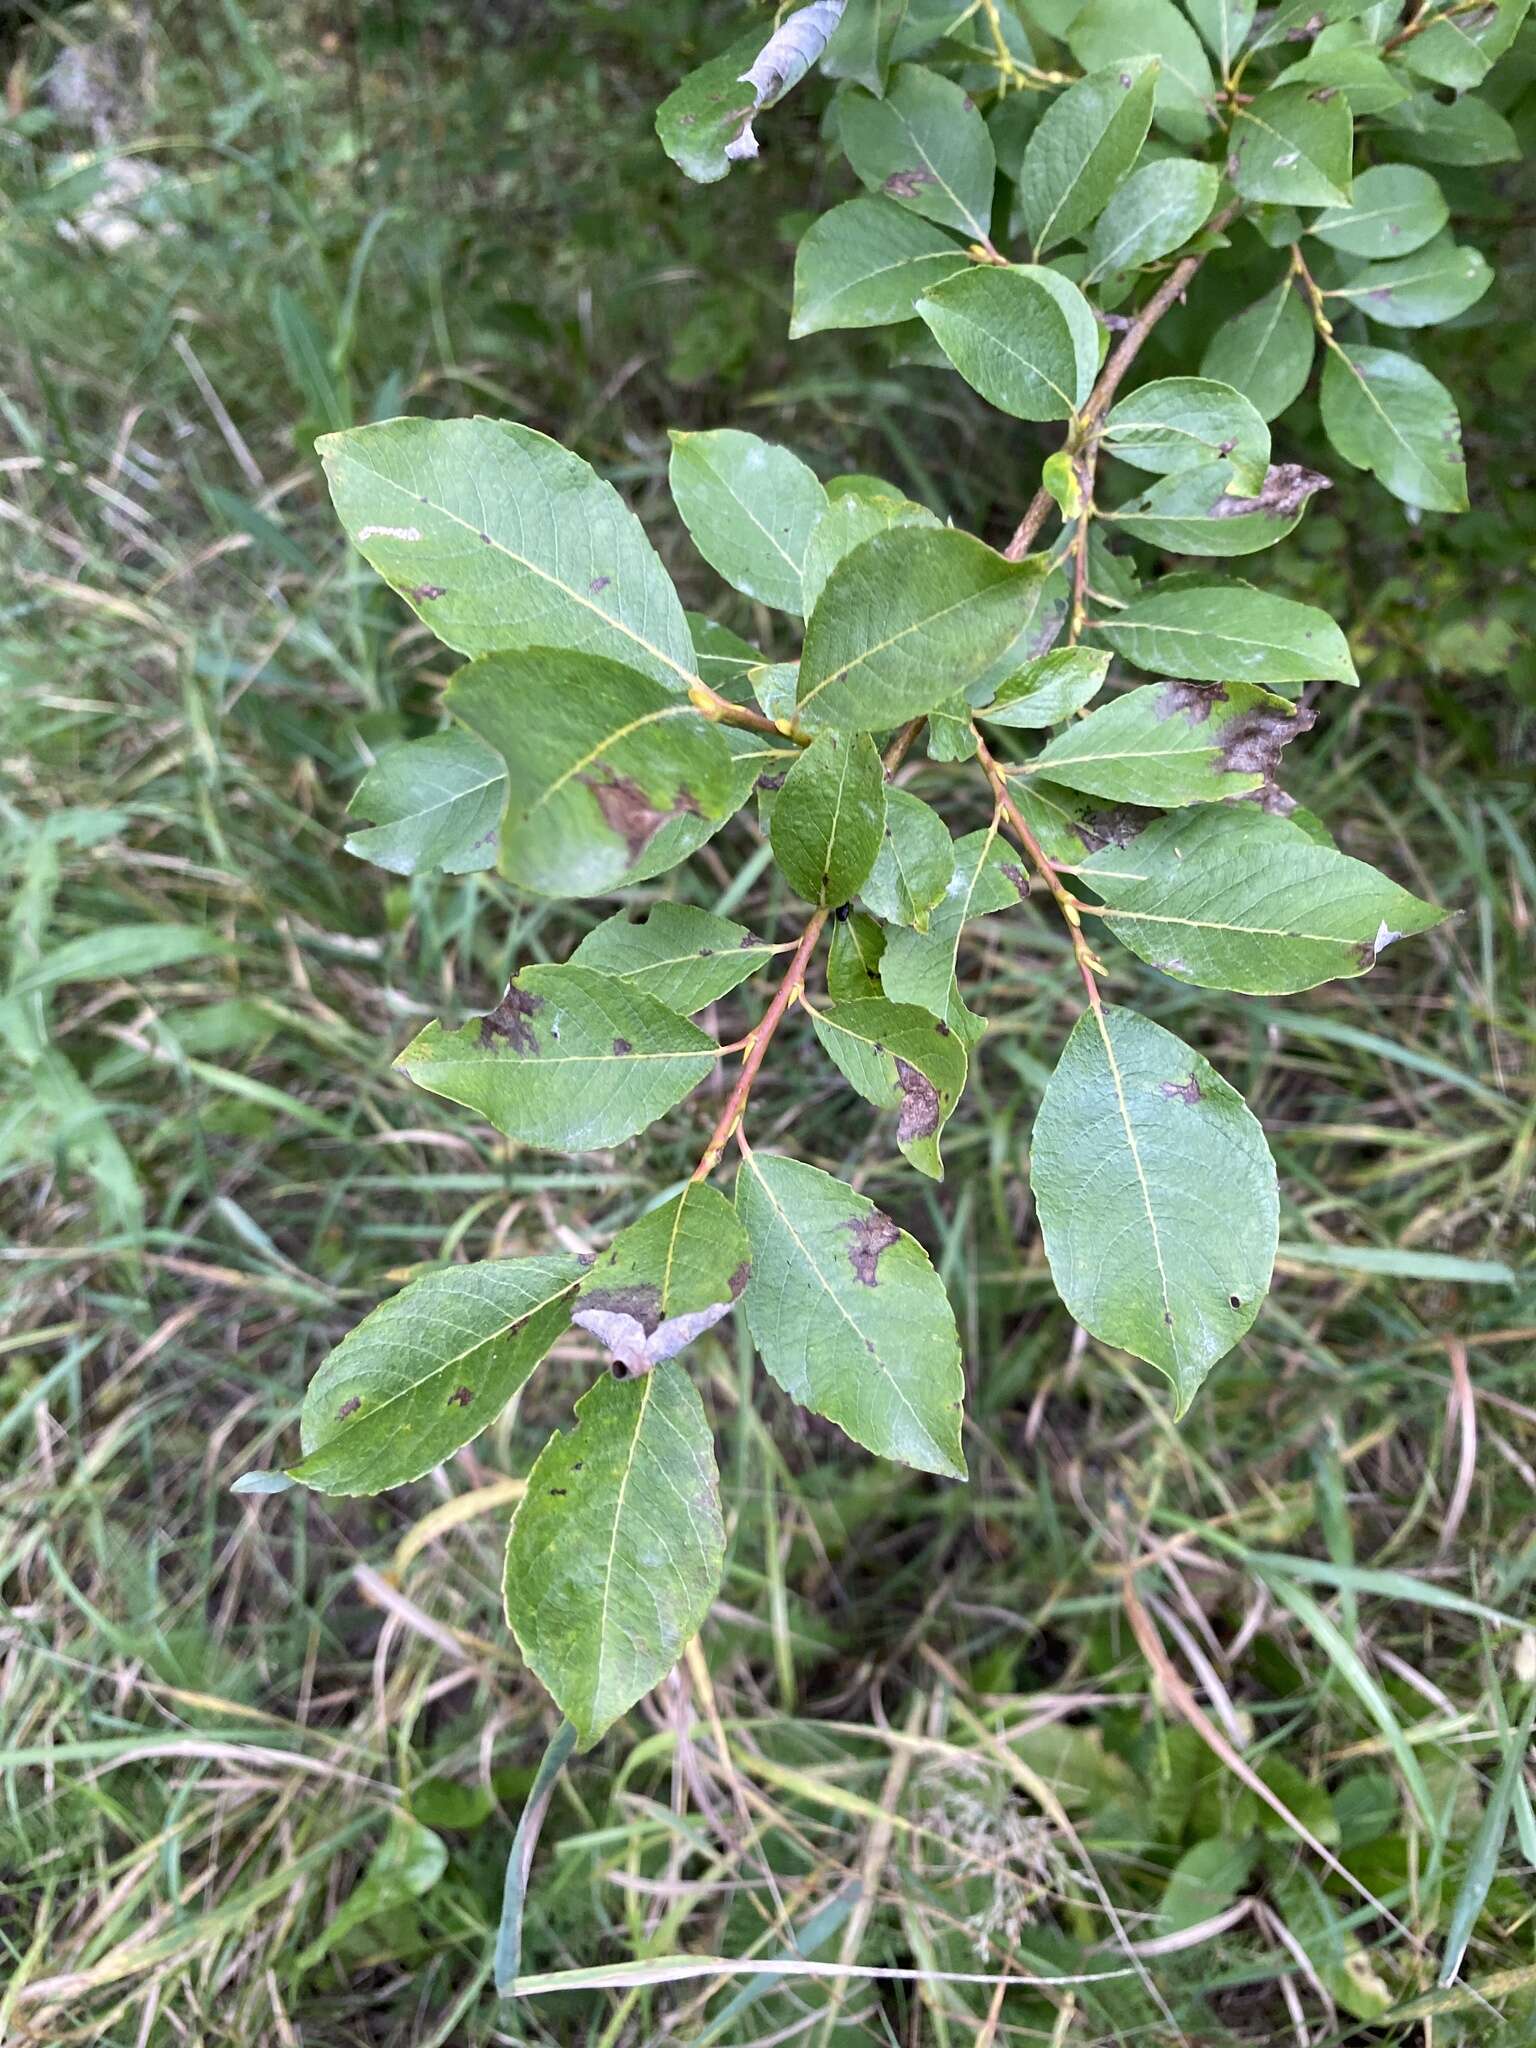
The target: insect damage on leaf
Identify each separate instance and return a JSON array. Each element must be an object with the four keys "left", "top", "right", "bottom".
[
  {"left": 894, "top": 1058, "right": 942, "bottom": 1143},
  {"left": 479, "top": 986, "right": 543, "bottom": 1054},
  {"left": 1215, "top": 463, "right": 1332, "bottom": 519},
  {"left": 580, "top": 768, "right": 701, "bottom": 861},
  {"left": 842, "top": 1211, "right": 902, "bottom": 1285}
]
